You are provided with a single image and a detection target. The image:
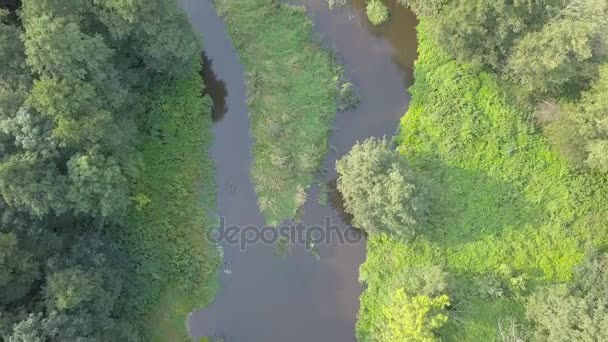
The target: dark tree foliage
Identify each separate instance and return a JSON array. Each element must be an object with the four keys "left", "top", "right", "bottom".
[{"left": 0, "top": 0, "right": 202, "bottom": 340}]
